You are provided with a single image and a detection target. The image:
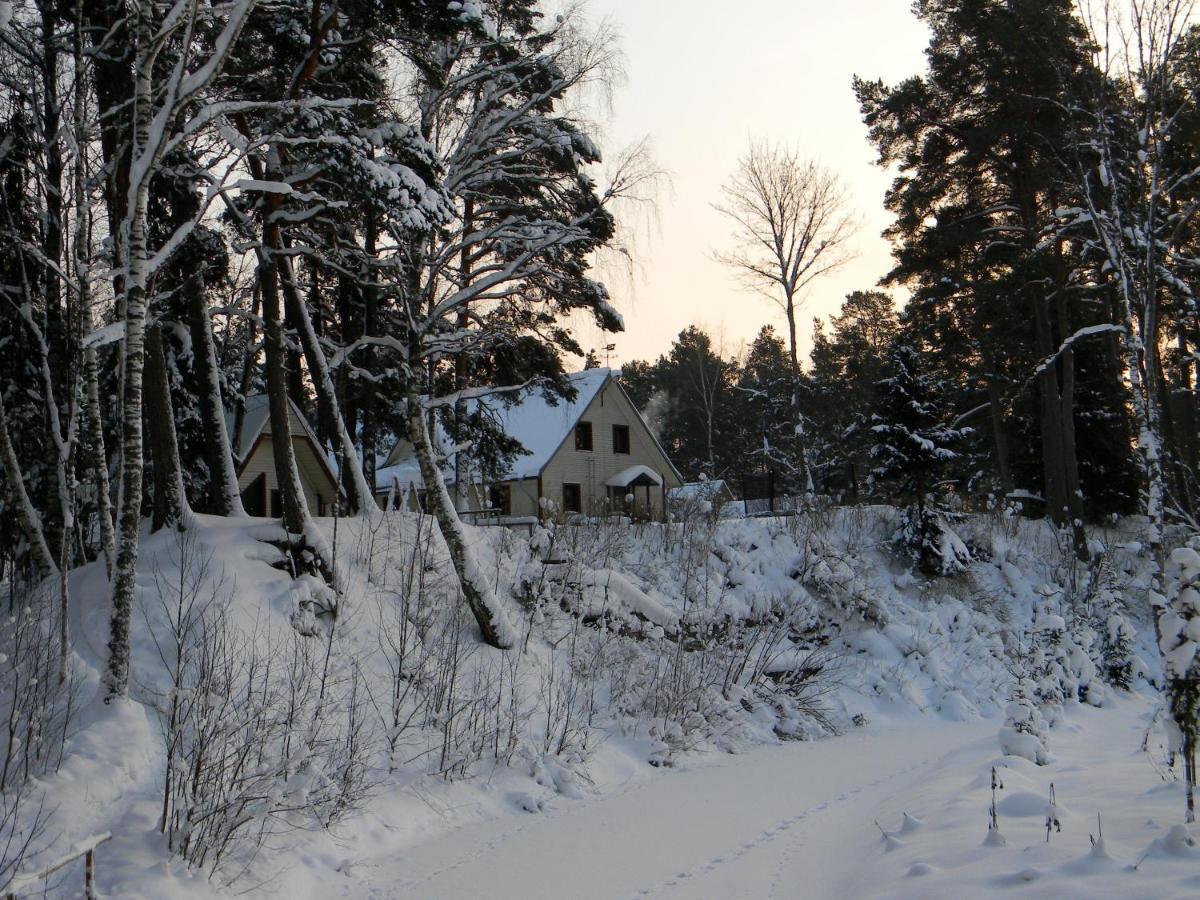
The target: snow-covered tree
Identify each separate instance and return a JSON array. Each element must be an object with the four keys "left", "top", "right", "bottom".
[
  {"left": 1000, "top": 674, "right": 1050, "bottom": 765},
  {"left": 1164, "top": 541, "right": 1200, "bottom": 821},
  {"left": 871, "top": 340, "right": 972, "bottom": 575}
]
